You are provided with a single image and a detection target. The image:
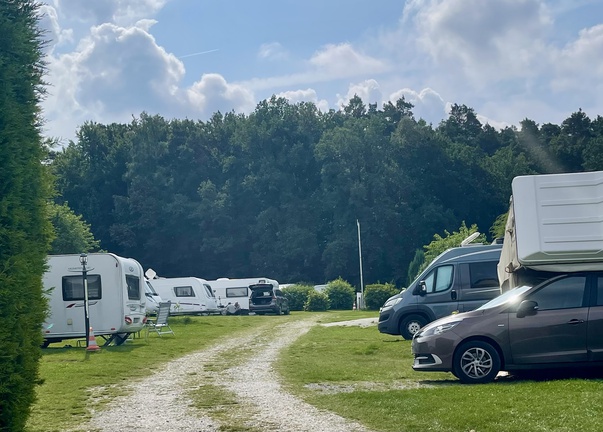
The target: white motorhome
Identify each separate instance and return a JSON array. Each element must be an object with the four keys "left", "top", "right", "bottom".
[
  {"left": 206, "top": 277, "right": 279, "bottom": 313},
  {"left": 147, "top": 277, "right": 219, "bottom": 315},
  {"left": 498, "top": 170, "right": 603, "bottom": 291},
  {"left": 144, "top": 280, "right": 163, "bottom": 315},
  {"left": 42, "top": 253, "right": 147, "bottom": 347}
]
